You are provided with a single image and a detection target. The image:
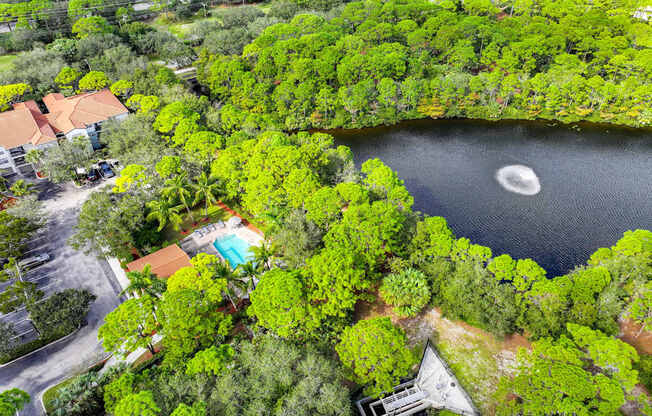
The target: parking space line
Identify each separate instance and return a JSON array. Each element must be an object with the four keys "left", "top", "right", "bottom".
[
  {"left": 24, "top": 271, "right": 58, "bottom": 281},
  {"left": 23, "top": 246, "right": 49, "bottom": 255}
]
